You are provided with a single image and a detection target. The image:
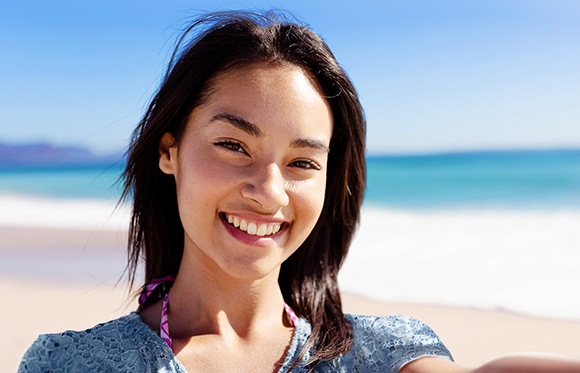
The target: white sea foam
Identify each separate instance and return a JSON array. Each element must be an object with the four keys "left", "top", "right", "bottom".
[
  {"left": 0, "top": 194, "right": 130, "bottom": 231},
  {"left": 2, "top": 194, "right": 579, "bottom": 320},
  {"left": 339, "top": 206, "right": 580, "bottom": 320}
]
